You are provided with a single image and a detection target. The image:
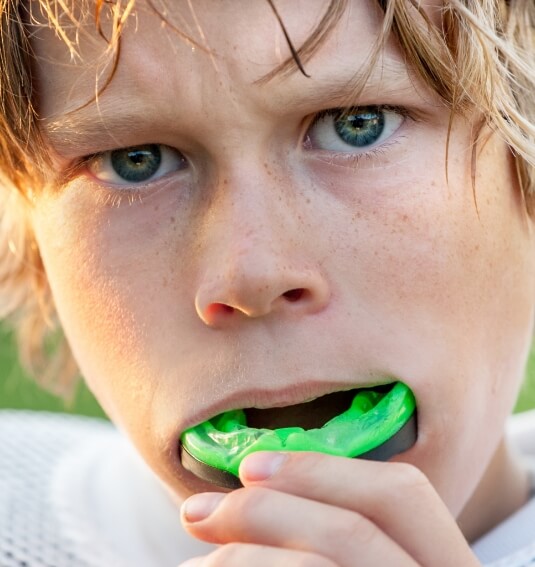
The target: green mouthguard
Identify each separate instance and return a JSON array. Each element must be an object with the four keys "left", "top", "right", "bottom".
[{"left": 181, "top": 381, "right": 416, "bottom": 479}]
